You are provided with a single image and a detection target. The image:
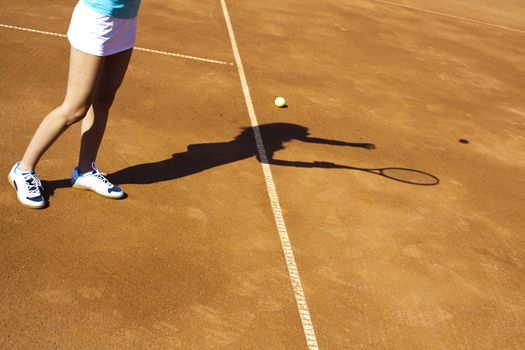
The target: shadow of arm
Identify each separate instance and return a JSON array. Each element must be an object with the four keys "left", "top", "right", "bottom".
[
  {"left": 299, "top": 136, "right": 375, "bottom": 149},
  {"left": 264, "top": 159, "right": 352, "bottom": 169}
]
